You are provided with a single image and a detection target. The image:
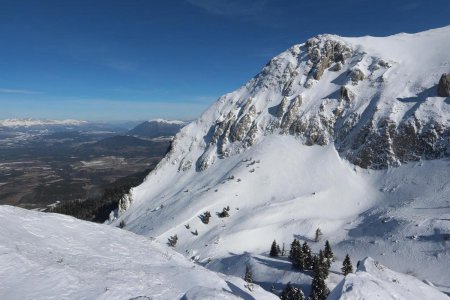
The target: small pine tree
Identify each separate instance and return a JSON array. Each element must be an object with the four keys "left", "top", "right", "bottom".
[
  {"left": 167, "top": 234, "right": 178, "bottom": 247},
  {"left": 217, "top": 208, "right": 230, "bottom": 218},
  {"left": 302, "top": 241, "right": 313, "bottom": 270},
  {"left": 280, "top": 282, "right": 305, "bottom": 300},
  {"left": 118, "top": 220, "right": 126, "bottom": 228},
  {"left": 200, "top": 211, "right": 211, "bottom": 224},
  {"left": 192, "top": 229, "right": 198, "bottom": 236},
  {"left": 342, "top": 254, "right": 353, "bottom": 275},
  {"left": 244, "top": 264, "right": 253, "bottom": 291},
  {"left": 315, "top": 228, "right": 323, "bottom": 242},
  {"left": 310, "top": 255, "right": 330, "bottom": 300},
  {"left": 314, "top": 250, "right": 329, "bottom": 279},
  {"left": 290, "top": 239, "right": 304, "bottom": 270},
  {"left": 270, "top": 240, "right": 279, "bottom": 257},
  {"left": 281, "top": 243, "right": 286, "bottom": 256},
  {"left": 289, "top": 239, "right": 299, "bottom": 260},
  {"left": 323, "top": 240, "right": 334, "bottom": 268}
]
